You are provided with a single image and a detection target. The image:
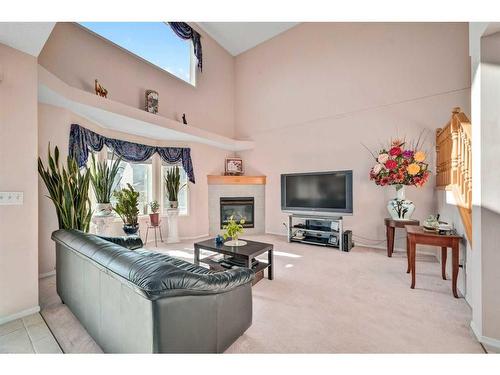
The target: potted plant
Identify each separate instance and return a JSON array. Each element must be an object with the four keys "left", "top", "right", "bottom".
[
  {"left": 149, "top": 200, "right": 160, "bottom": 226},
  {"left": 222, "top": 216, "right": 246, "bottom": 246},
  {"left": 38, "top": 145, "right": 92, "bottom": 231},
  {"left": 113, "top": 183, "right": 140, "bottom": 235},
  {"left": 89, "top": 152, "right": 122, "bottom": 216},
  {"left": 164, "top": 166, "right": 186, "bottom": 209}
]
